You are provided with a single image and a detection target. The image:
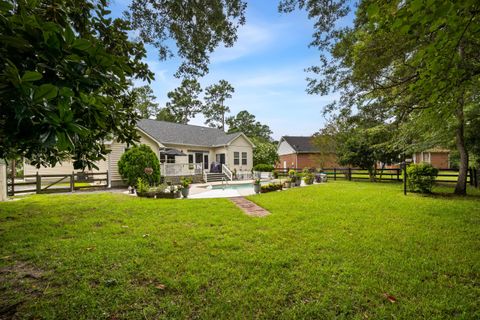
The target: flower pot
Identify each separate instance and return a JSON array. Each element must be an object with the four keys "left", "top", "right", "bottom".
[
  {"left": 295, "top": 177, "right": 301, "bottom": 186},
  {"left": 284, "top": 181, "right": 291, "bottom": 188},
  {"left": 253, "top": 184, "right": 261, "bottom": 194},
  {"left": 181, "top": 187, "right": 190, "bottom": 198}
]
